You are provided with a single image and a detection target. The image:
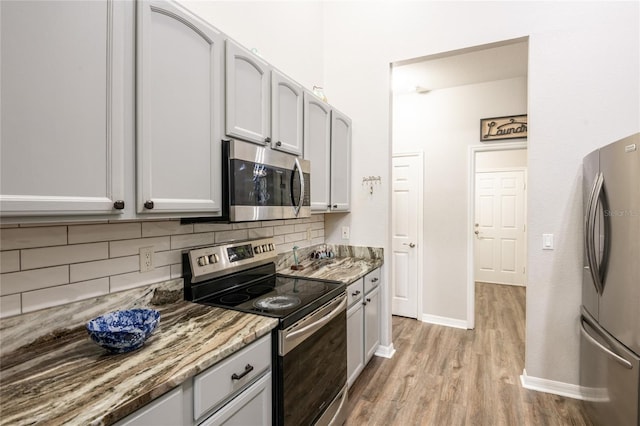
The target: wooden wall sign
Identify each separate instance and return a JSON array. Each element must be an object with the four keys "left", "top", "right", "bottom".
[{"left": 480, "top": 114, "right": 527, "bottom": 141}]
